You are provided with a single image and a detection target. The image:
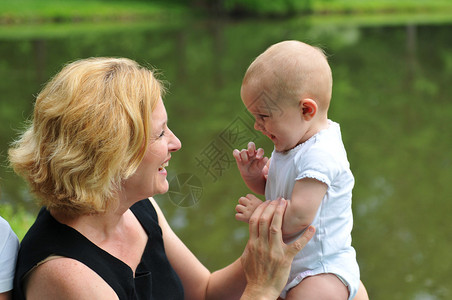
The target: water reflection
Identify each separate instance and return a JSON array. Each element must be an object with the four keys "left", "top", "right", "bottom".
[{"left": 0, "top": 19, "right": 451, "bottom": 300}]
